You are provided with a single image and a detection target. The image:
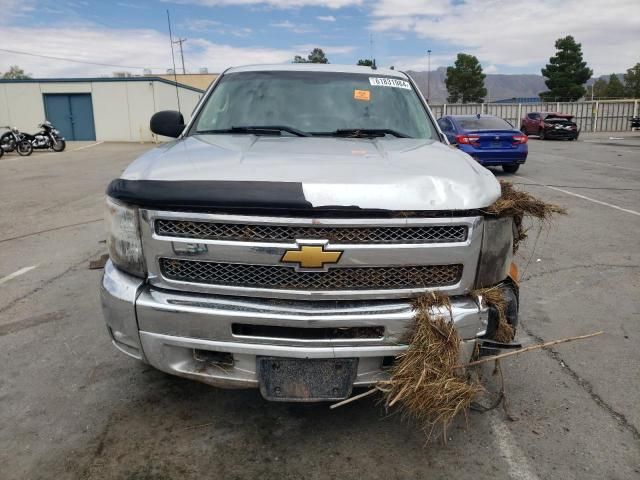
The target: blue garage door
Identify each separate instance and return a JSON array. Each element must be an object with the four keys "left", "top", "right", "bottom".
[{"left": 43, "top": 93, "right": 96, "bottom": 141}]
